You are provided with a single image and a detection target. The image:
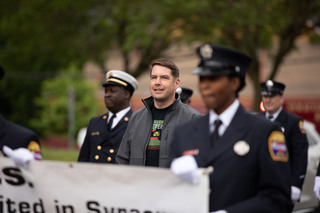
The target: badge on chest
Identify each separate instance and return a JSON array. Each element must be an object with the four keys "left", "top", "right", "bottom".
[{"left": 233, "top": 141, "right": 250, "bottom": 156}]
